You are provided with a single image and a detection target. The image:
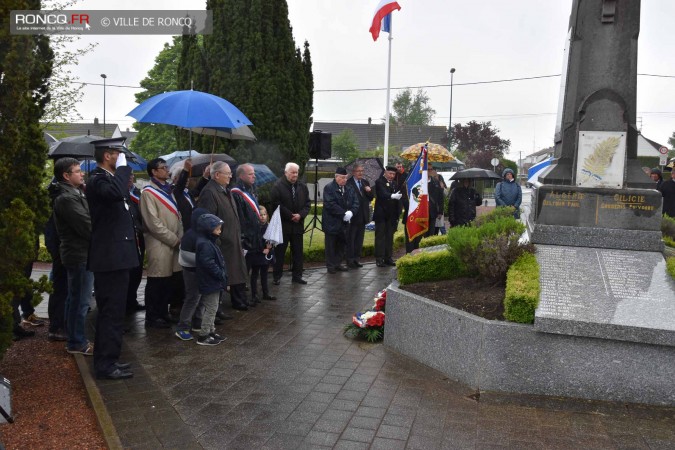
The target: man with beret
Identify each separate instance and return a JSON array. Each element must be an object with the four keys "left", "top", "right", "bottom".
[
  {"left": 374, "top": 166, "right": 402, "bottom": 267},
  {"left": 659, "top": 169, "right": 675, "bottom": 218},
  {"left": 322, "top": 167, "right": 359, "bottom": 273},
  {"left": 87, "top": 138, "right": 138, "bottom": 380}
]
